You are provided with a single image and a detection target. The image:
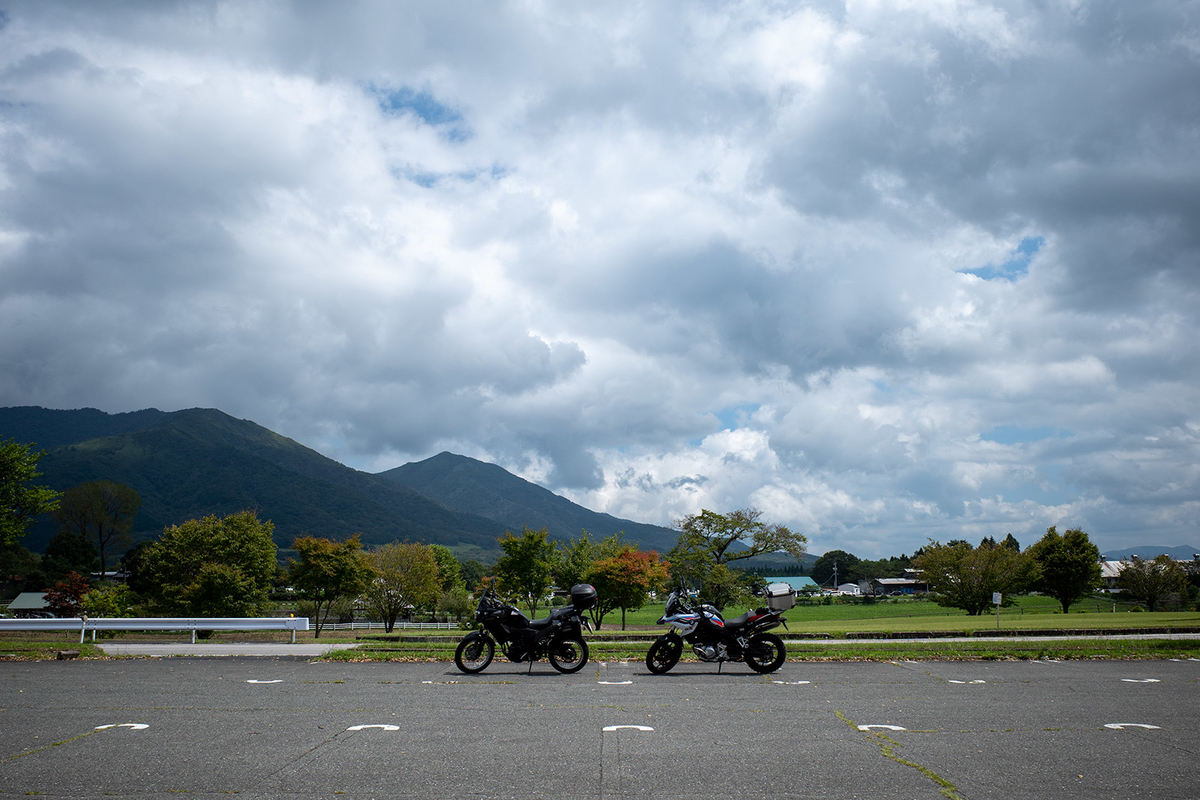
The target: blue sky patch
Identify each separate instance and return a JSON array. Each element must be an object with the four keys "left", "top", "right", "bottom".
[
  {"left": 365, "top": 83, "right": 469, "bottom": 140},
  {"left": 960, "top": 236, "right": 1044, "bottom": 281},
  {"left": 715, "top": 403, "right": 760, "bottom": 430}
]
